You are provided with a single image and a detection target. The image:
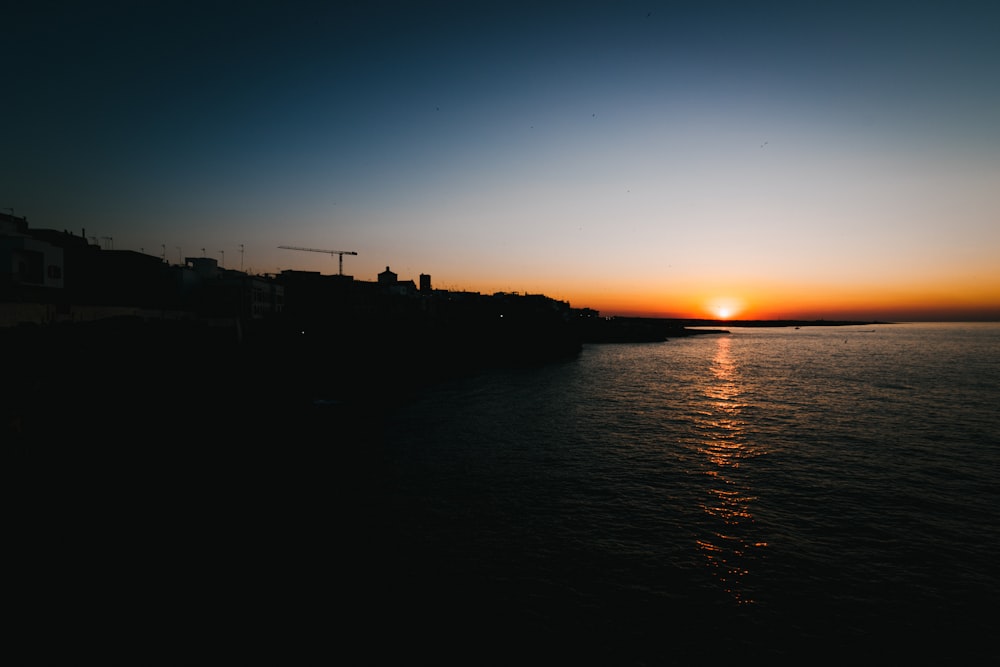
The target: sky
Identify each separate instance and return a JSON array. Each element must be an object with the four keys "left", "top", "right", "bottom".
[{"left": 4, "top": 0, "right": 999, "bottom": 321}]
